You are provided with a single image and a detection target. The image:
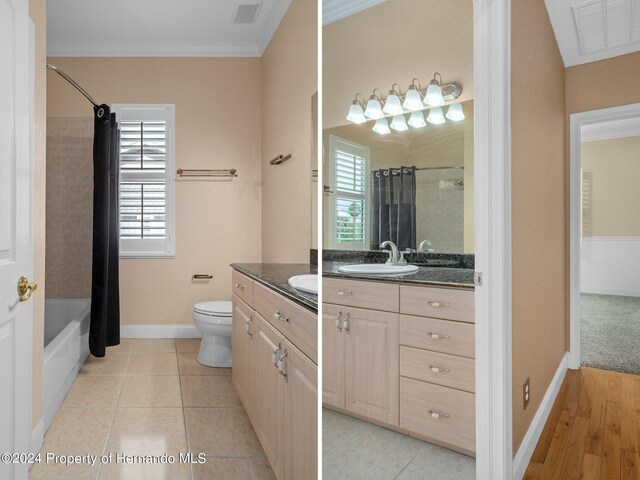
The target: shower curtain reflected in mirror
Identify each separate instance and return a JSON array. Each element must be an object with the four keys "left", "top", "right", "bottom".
[
  {"left": 89, "top": 104, "right": 120, "bottom": 357},
  {"left": 370, "top": 166, "right": 417, "bottom": 251}
]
